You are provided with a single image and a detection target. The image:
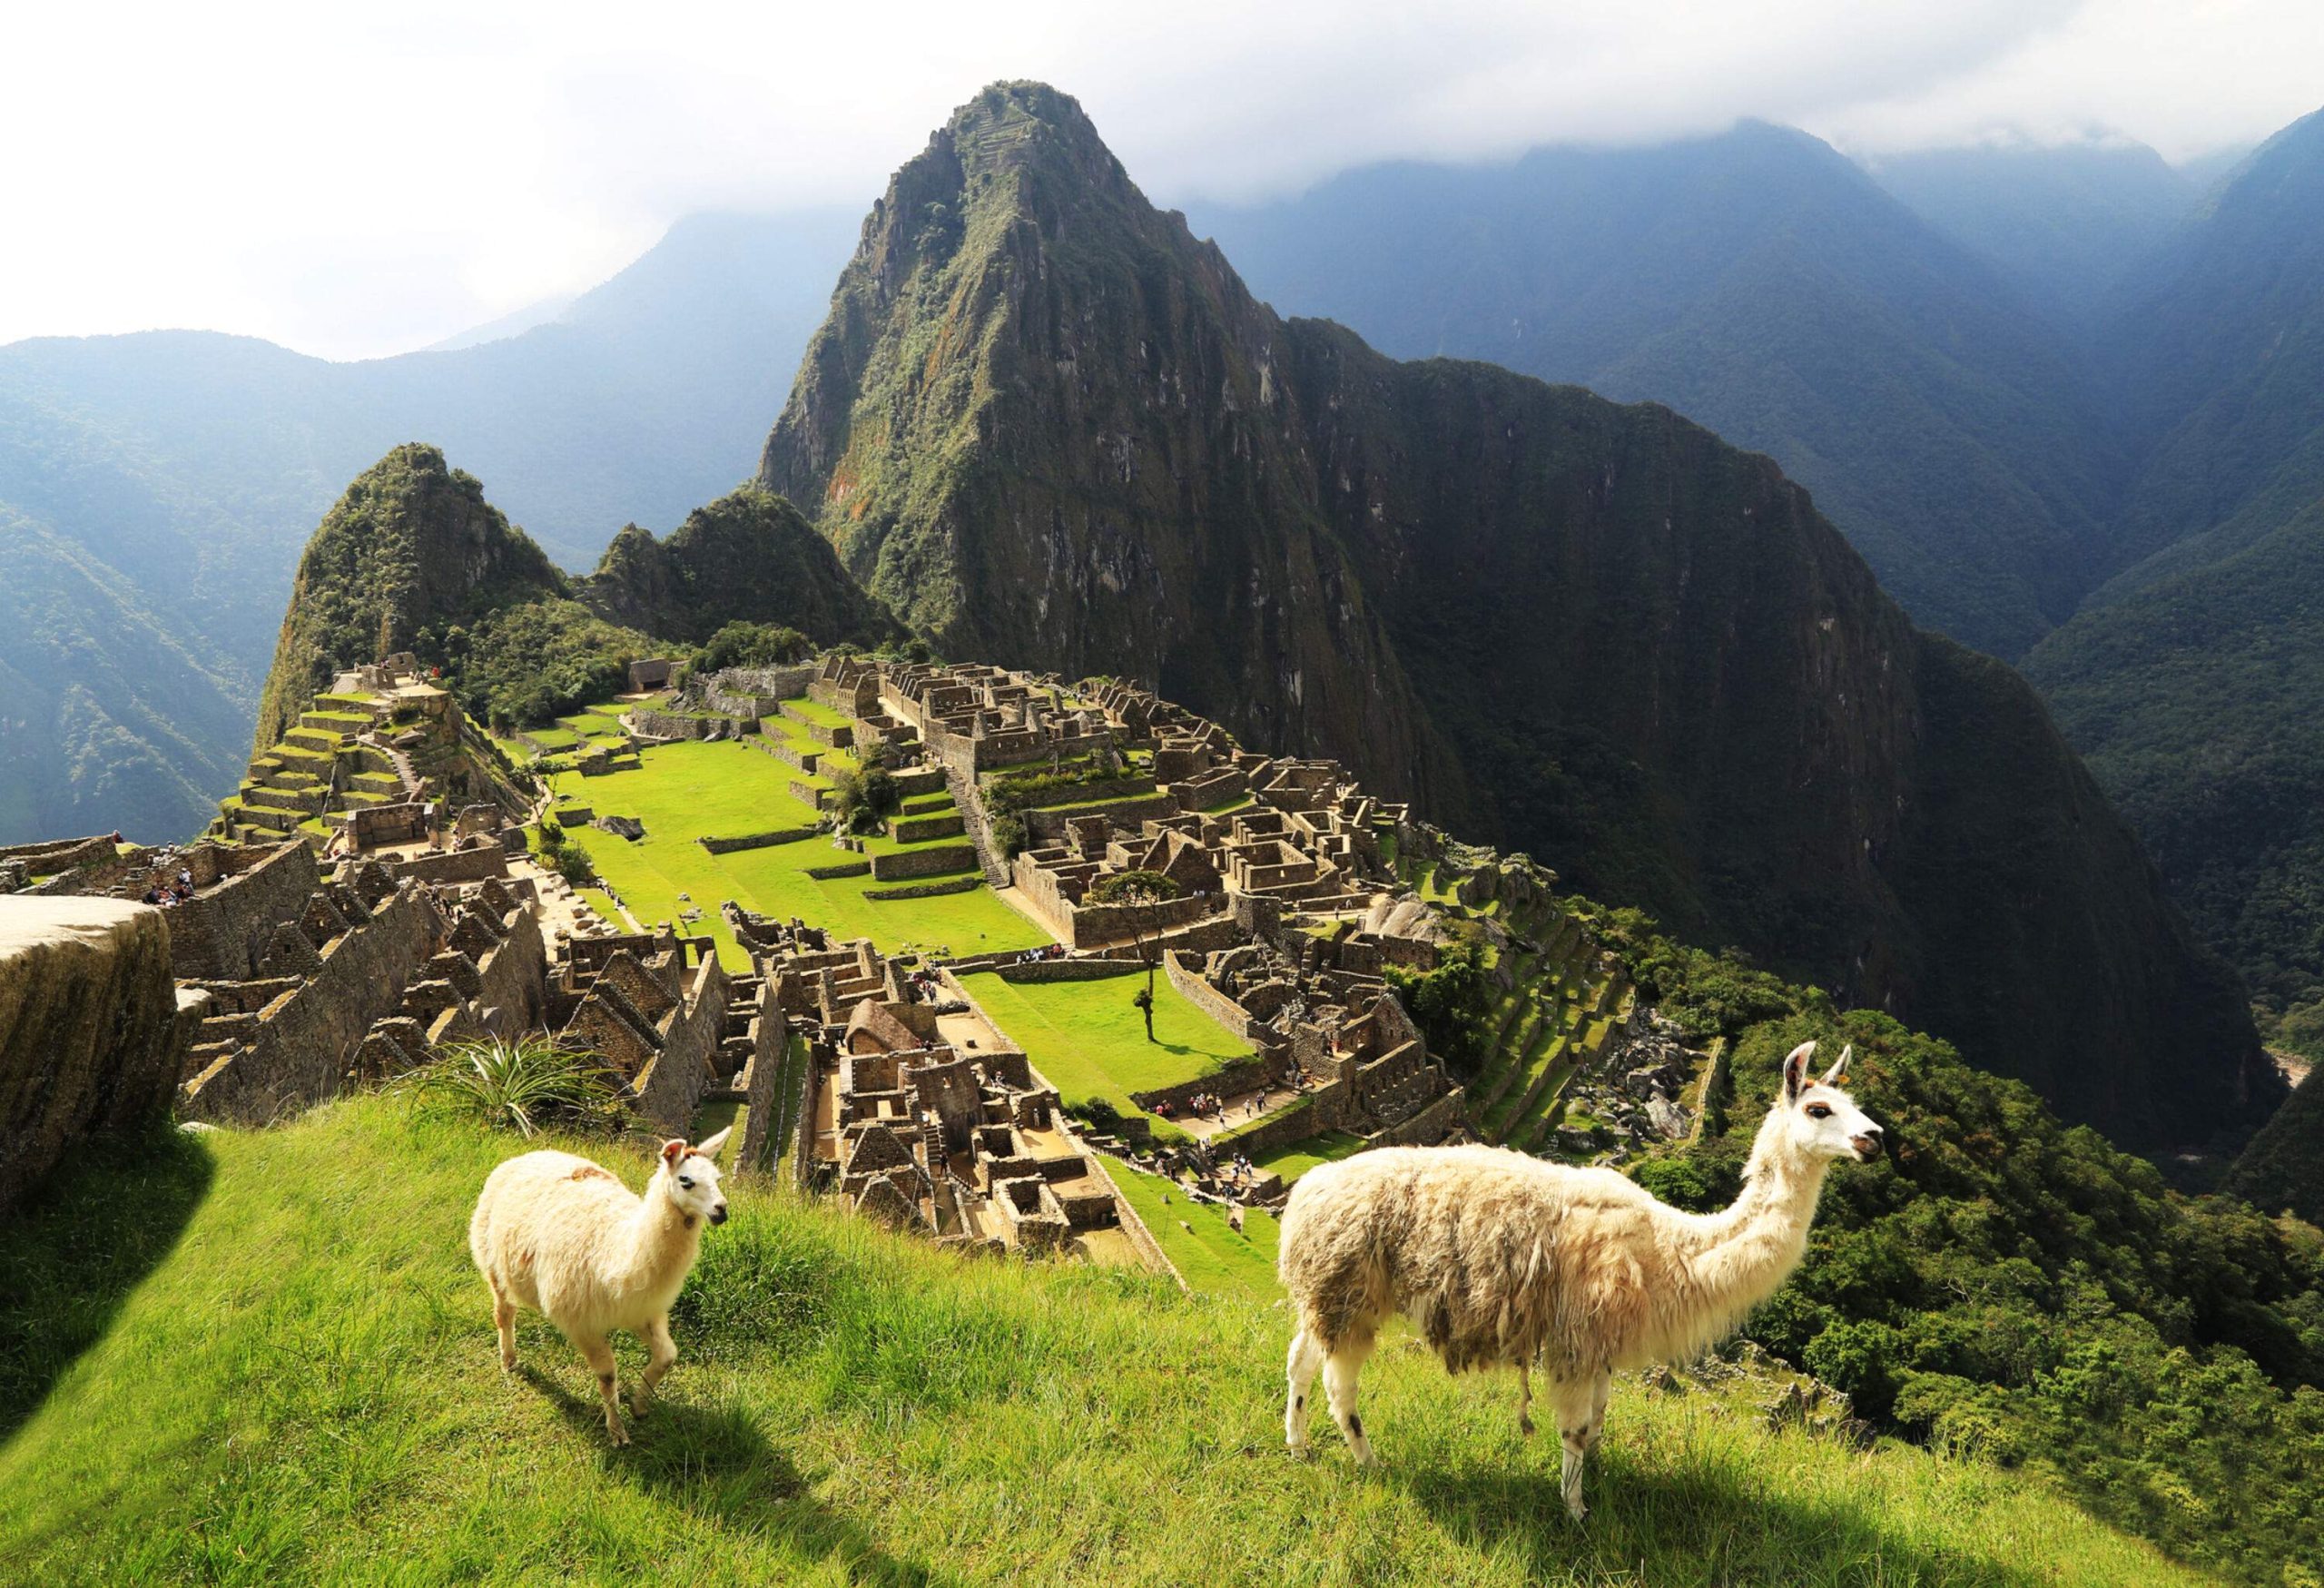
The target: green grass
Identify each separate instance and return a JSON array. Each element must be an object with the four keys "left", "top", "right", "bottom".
[
  {"left": 1108, "top": 1160, "right": 1279, "bottom": 1295},
  {"left": 553, "top": 740, "right": 1044, "bottom": 969},
  {"left": 957, "top": 970, "right": 1248, "bottom": 1131},
  {"left": 0, "top": 1098, "right": 2199, "bottom": 1584},
  {"left": 1251, "top": 1129, "right": 1368, "bottom": 1186},
  {"left": 781, "top": 695, "right": 852, "bottom": 729}
]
